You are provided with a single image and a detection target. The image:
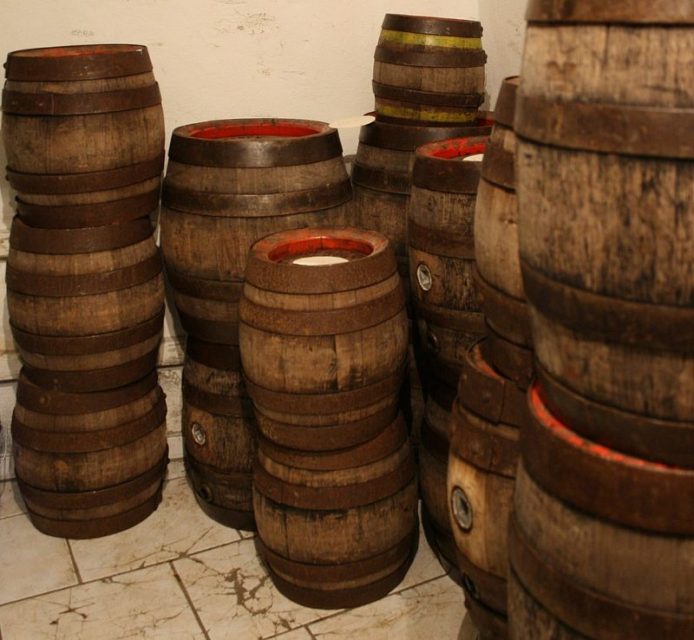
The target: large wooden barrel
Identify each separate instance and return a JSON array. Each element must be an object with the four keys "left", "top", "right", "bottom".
[
  {"left": 6, "top": 217, "right": 164, "bottom": 391},
  {"left": 373, "top": 14, "right": 486, "bottom": 126},
  {"left": 2, "top": 44, "right": 164, "bottom": 229},
  {"left": 509, "top": 384, "right": 694, "bottom": 639},
  {"left": 447, "top": 341, "right": 525, "bottom": 638},
  {"left": 474, "top": 77, "right": 533, "bottom": 389},
  {"left": 182, "top": 337, "right": 256, "bottom": 530},
  {"left": 12, "top": 371, "right": 168, "bottom": 538},
  {"left": 515, "top": 2, "right": 694, "bottom": 464},
  {"left": 160, "top": 119, "right": 351, "bottom": 345}
]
